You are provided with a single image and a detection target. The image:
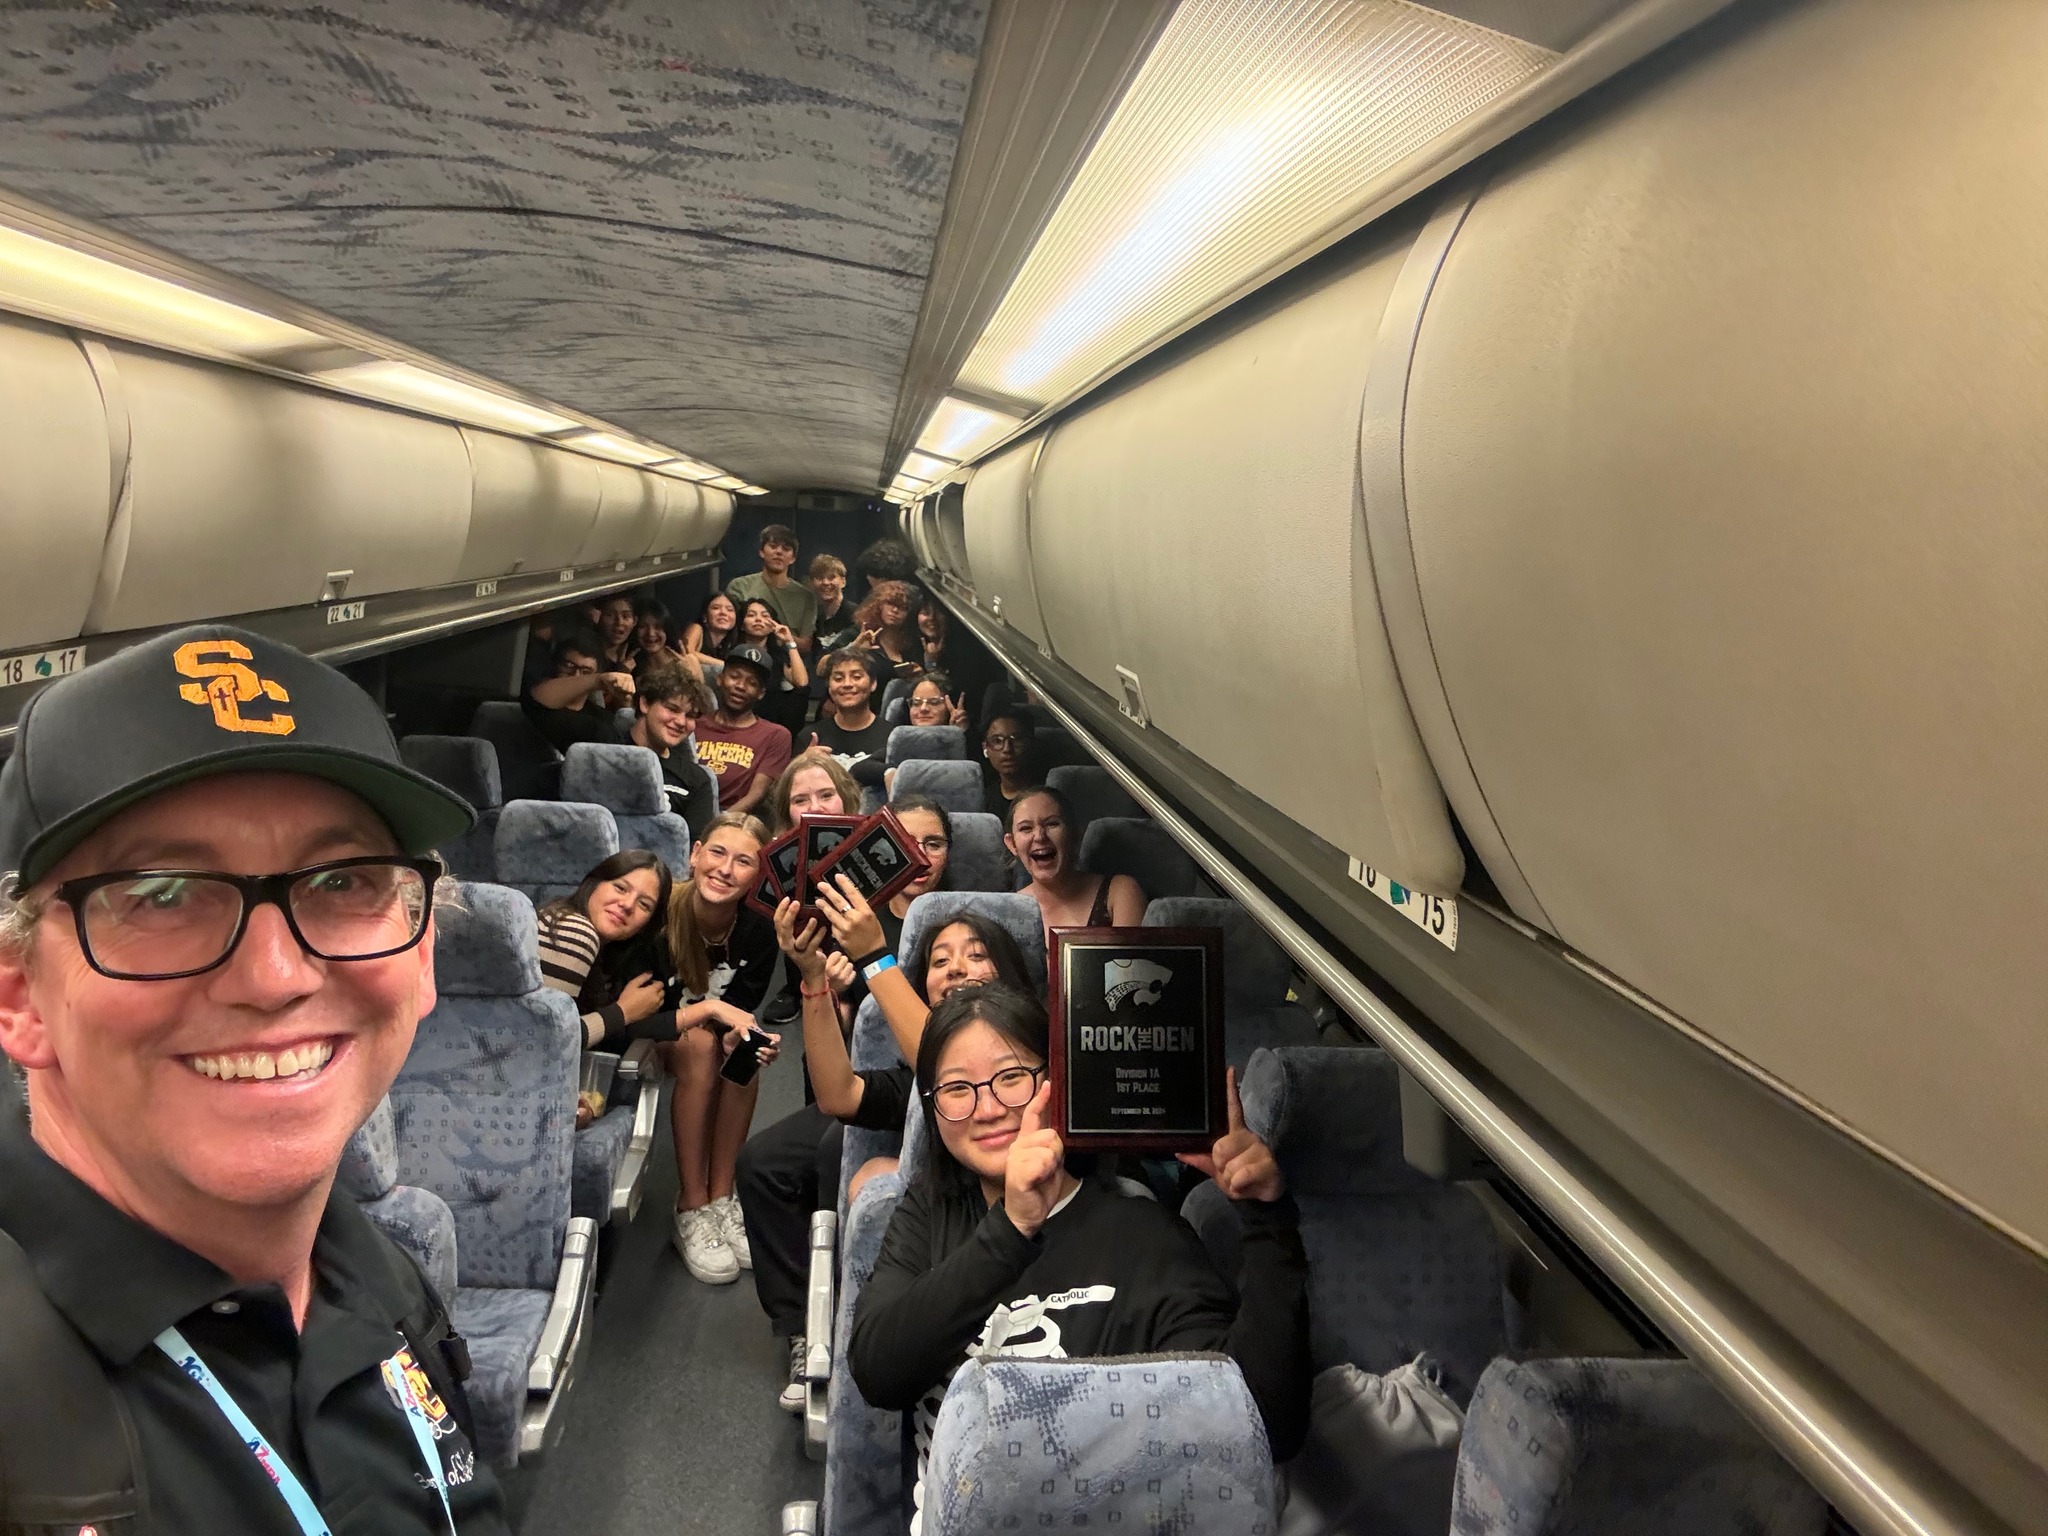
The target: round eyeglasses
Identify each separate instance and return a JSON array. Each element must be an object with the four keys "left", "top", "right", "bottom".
[
  {"left": 926, "top": 1064, "right": 1044, "bottom": 1122},
  {"left": 49, "top": 855, "right": 442, "bottom": 981}
]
